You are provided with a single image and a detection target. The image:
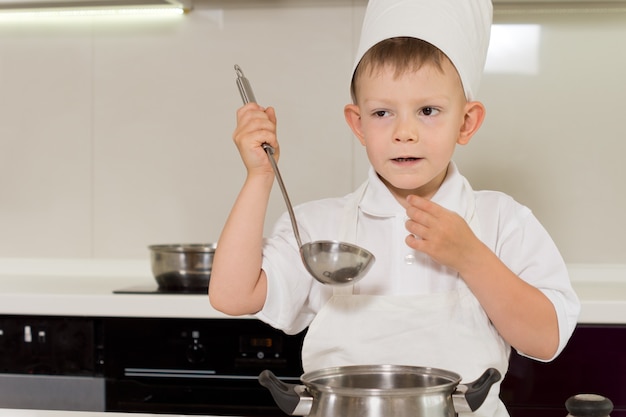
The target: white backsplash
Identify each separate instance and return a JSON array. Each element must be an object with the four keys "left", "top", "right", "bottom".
[{"left": 0, "top": 0, "right": 624, "bottom": 269}]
